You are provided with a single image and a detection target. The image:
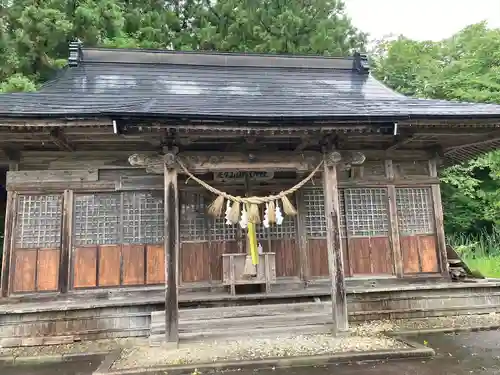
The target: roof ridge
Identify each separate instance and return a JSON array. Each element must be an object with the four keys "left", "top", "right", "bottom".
[{"left": 67, "top": 41, "right": 370, "bottom": 73}]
